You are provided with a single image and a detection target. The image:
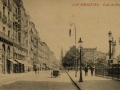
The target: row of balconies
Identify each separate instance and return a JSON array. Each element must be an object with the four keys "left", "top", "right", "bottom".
[
  {"left": 2, "top": 0, "right": 12, "bottom": 11},
  {"left": 2, "top": 15, "right": 7, "bottom": 24},
  {"left": 8, "top": 3, "right": 12, "bottom": 11},
  {"left": 0, "top": 31, "right": 13, "bottom": 43},
  {"left": 1, "top": 14, "right": 12, "bottom": 28},
  {"left": 7, "top": 19, "right": 12, "bottom": 28},
  {"left": 1, "top": 0, "right": 12, "bottom": 12},
  {"left": 2, "top": 0, "right": 7, "bottom": 6},
  {"left": 0, "top": 31, "right": 27, "bottom": 52}
]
